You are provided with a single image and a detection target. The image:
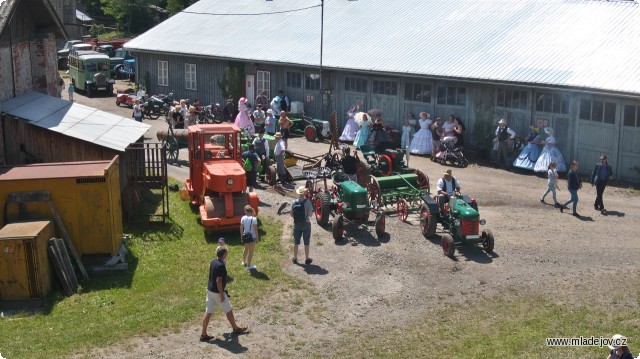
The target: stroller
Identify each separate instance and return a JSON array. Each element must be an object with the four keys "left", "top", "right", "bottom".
[{"left": 434, "top": 136, "right": 468, "bottom": 168}]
